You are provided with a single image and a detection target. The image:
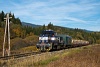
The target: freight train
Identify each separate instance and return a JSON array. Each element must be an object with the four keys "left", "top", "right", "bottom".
[{"left": 36, "top": 30, "right": 89, "bottom": 51}]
